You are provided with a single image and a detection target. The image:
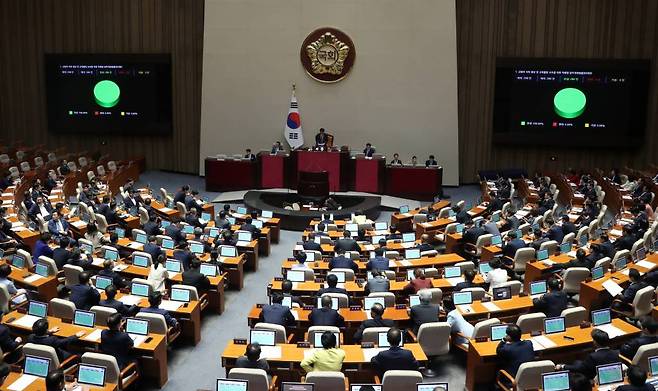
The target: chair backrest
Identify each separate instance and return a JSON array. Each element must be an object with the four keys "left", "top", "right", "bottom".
[
  {"left": 97, "top": 165, "right": 106, "bottom": 176},
  {"left": 305, "top": 371, "right": 345, "bottom": 391},
  {"left": 475, "top": 234, "right": 494, "bottom": 249},
  {"left": 17, "top": 249, "right": 35, "bottom": 269},
  {"left": 562, "top": 267, "right": 590, "bottom": 294},
  {"left": 330, "top": 268, "right": 355, "bottom": 281},
  {"left": 420, "top": 249, "right": 438, "bottom": 257},
  {"left": 47, "top": 152, "right": 57, "bottom": 162},
  {"left": 176, "top": 202, "right": 187, "bottom": 218},
  {"left": 362, "top": 327, "right": 392, "bottom": 344},
  {"left": 38, "top": 255, "right": 58, "bottom": 275},
  {"left": 385, "top": 251, "right": 400, "bottom": 260},
  {"left": 321, "top": 293, "right": 349, "bottom": 308},
  {"left": 462, "top": 287, "right": 486, "bottom": 301},
  {"left": 8, "top": 166, "right": 19, "bottom": 179},
  {"left": 131, "top": 229, "right": 146, "bottom": 241},
  {"left": 632, "top": 342, "right": 658, "bottom": 371},
  {"left": 631, "top": 238, "right": 646, "bottom": 258},
  {"left": 49, "top": 298, "right": 76, "bottom": 319},
  {"left": 20, "top": 161, "right": 30, "bottom": 172},
  {"left": 497, "top": 280, "right": 522, "bottom": 296},
  {"left": 632, "top": 285, "right": 655, "bottom": 317},
  {"left": 23, "top": 343, "right": 60, "bottom": 369},
  {"left": 307, "top": 326, "right": 340, "bottom": 344},
  {"left": 381, "top": 370, "right": 423, "bottom": 391},
  {"left": 437, "top": 207, "right": 451, "bottom": 218},
  {"left": 95, "top": 213, "right": 109, "bottom": 234},
  {"left": 78, "top": 157, "right": 88, "bottom": 167},
  {"left": 514, "top": 360, "right": 556, "bottom": 391},
  {"left": 422, "top": 267, "right": 439, "bottom": 278},
  {"left": 612, "top": 249, "right": 630, "bottom": 265},
  {"left": 367, "top": 292, "right": 395, "bottom": 307},
  {"left": 561, "top": 306, "right": 587, "bottom": 327},
  {"left": 67, "top": 161, "right": 77, "bottom": 171},
  {"left": 413, "top": 214, "right": 427, "bottom": 224},
  {"left": 81, "top": 352, "right": 121, "bottom": 385},
  {"left": 417, "top": 322, "right": 451, "bottom": 356},
  {"left": 253, "top": 322, "right": 287, "bottom": 343},
  {"left": 132, "top": 251, "right": 153, "bottom": 268},
  {"left": 0, "top": 154, "right": 9, "bottom": 164},
  {"left": 139, "top": 207, "right": 149, "bottom": 225},
  {"left": 444, "top": 223, "right": 458, "bottom": 234},
  {"left": 513, "top": 247, "right": 536, "bottom": 273},
  {"left": 455, "top": 261, "right": 475, "bottom": 273},
  {"left": 228, "top": 368, "right": 269, "bottom": 391},
  {"left": 171, "top": 284, "right": 199, "bottom": 301},
  {"left": 63, "top": 264, "right": 84, "bottom": 287},
  {"left": 90, "top": 306, "right": 117, "bottom": 327},
  {"left": 594, "top": 257, "right": 611, "bottom": 270},
  {"left": 159, "top": 188, "right": 168, "bottom": 201},
  {"left": 562, "top": 232, "right": 575, "bottom": 244},
  {"left": 107, "top": 161, "right": 117, "bottom": 172},
  {"left": 472, "top": 318, "right": 501, "bottom": 338},
  {"left": 135, "top": 312, "right": 168, "bottom": 334},
  {"left": 575, "top": 226, "right": 589, "bottom": 243},
  {"left": 418, "top": 288, "right": 443, "bottom": 305},
  {"left": 131, "top": 278, "right": 154, "bottom": 297},
  {"left": 539, "top": 240, "right": 558, "bottom": 255},
  {"left": 86, "top": 171, "right": 95, "bottom": 181},
  {"left": 516, "top": 312, "right": 546, "bottom": 333}
]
